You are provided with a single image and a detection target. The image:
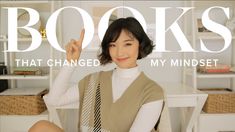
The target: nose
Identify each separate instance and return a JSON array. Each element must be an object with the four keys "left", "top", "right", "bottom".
[{"left": 116, "top": 46, "right": 124, "bottom": 57}]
